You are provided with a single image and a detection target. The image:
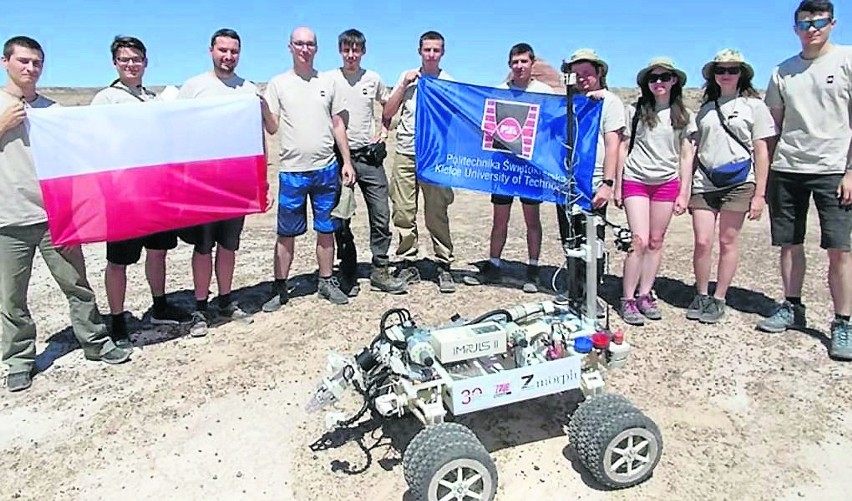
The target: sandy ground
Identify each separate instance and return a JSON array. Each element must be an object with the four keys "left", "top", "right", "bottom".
[{"left": 2, "top": 91, "right": 851, "bottom": 500}]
